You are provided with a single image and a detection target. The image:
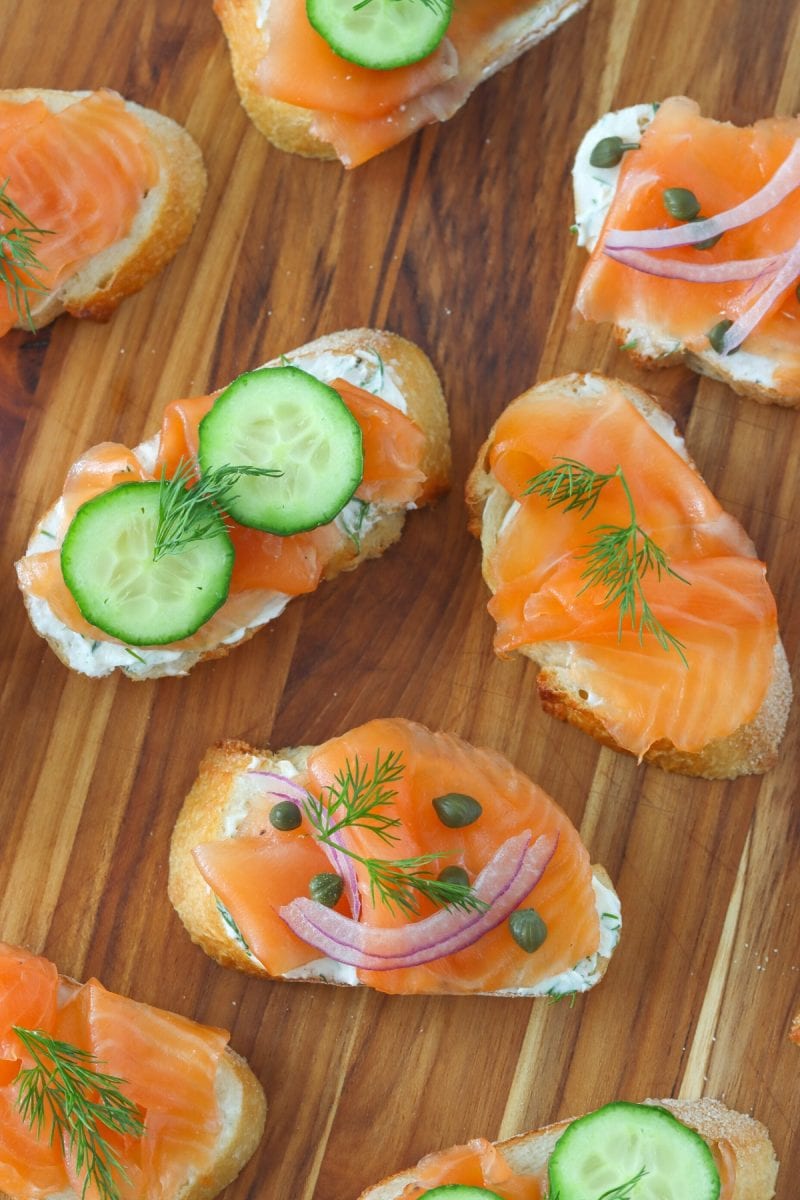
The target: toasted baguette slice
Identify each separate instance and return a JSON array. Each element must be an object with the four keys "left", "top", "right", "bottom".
[
  {"left": 214, "top": 0, "right": 589, "bottom": 166},
  {"left": 169, "top": 722, "right": 621, "bottom": 995},
  {"left": 357, "top": 1098, "right": 778, "bottom": 1200},
  {"left": 0, "top": 943, "right": 266, "bottom": 1200},
  {"left": 572, "top": 98, "right": 800, "bottom": 407},
  {"left": 16, "top": 328, "right": 450, "bottom": 680},
  {"left": 0, "top": 88, "right": 206, "bottom": 330},
  {"left": 466, "top": 373, "right": 791, "bottom": 778}
]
